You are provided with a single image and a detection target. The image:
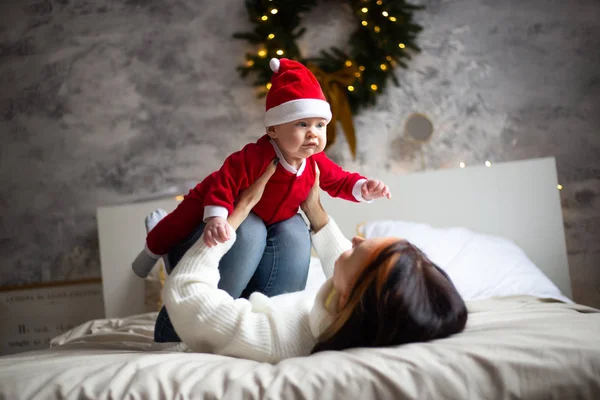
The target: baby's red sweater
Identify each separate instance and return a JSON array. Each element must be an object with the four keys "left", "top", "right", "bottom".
[{"left": 146, "top": 135, "right": 365, "bottom": 256}]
